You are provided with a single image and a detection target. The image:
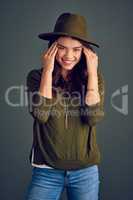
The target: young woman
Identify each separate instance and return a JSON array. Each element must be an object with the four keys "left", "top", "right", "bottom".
[{"left": 25, "top": 12, "right": 105, "bottom": 200}]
